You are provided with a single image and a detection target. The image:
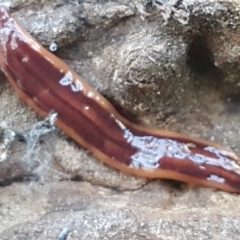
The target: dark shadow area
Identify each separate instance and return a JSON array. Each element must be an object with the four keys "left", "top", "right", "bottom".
[
  {"left": 187, "top": 35, "right": 215, "bottom": 75},
  {"left": 186, "top": 35, "right": 225, "bottom": 84},
  {"left": 187, "top": 35, "right": 240, "bottom": 114},
  {"left": 107, "top": 96, "right": 141, "bottom": 124},
  {"left": 0, "top": 174, "right": 38, "bottom": 187}
]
